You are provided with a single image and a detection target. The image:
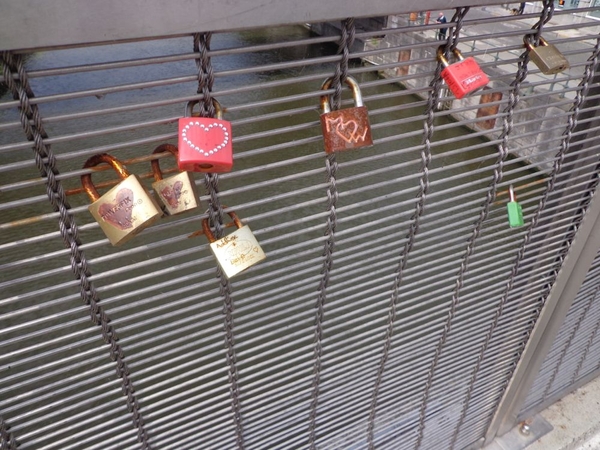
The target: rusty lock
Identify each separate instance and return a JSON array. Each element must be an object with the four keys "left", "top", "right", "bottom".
[{"left": 320, "top": 76, "right": 373, "bottom": 153}]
